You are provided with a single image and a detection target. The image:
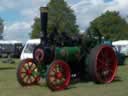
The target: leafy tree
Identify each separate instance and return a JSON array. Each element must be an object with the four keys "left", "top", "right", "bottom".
[
  {"left": 31, "top": 18, "right": 41, "bottom": 38},
  {"left": 30, "top": 0, "right": 79, "bottom": 38},
  {"left": 0, "top": 17, "right": 4, "bottom": 40},
  {"left": 86, "top": 11, "right": 128, "bottom": 41}
]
